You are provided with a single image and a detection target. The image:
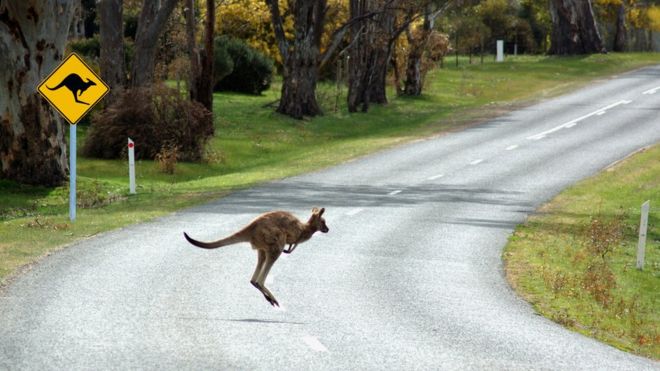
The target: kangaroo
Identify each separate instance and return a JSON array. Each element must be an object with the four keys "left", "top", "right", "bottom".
[
  {"left": 183, "top": 207, "right": 329, "bottom": 307},
  {"left": 47, "top": 73, "right": 96, "bottom": 105}
]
